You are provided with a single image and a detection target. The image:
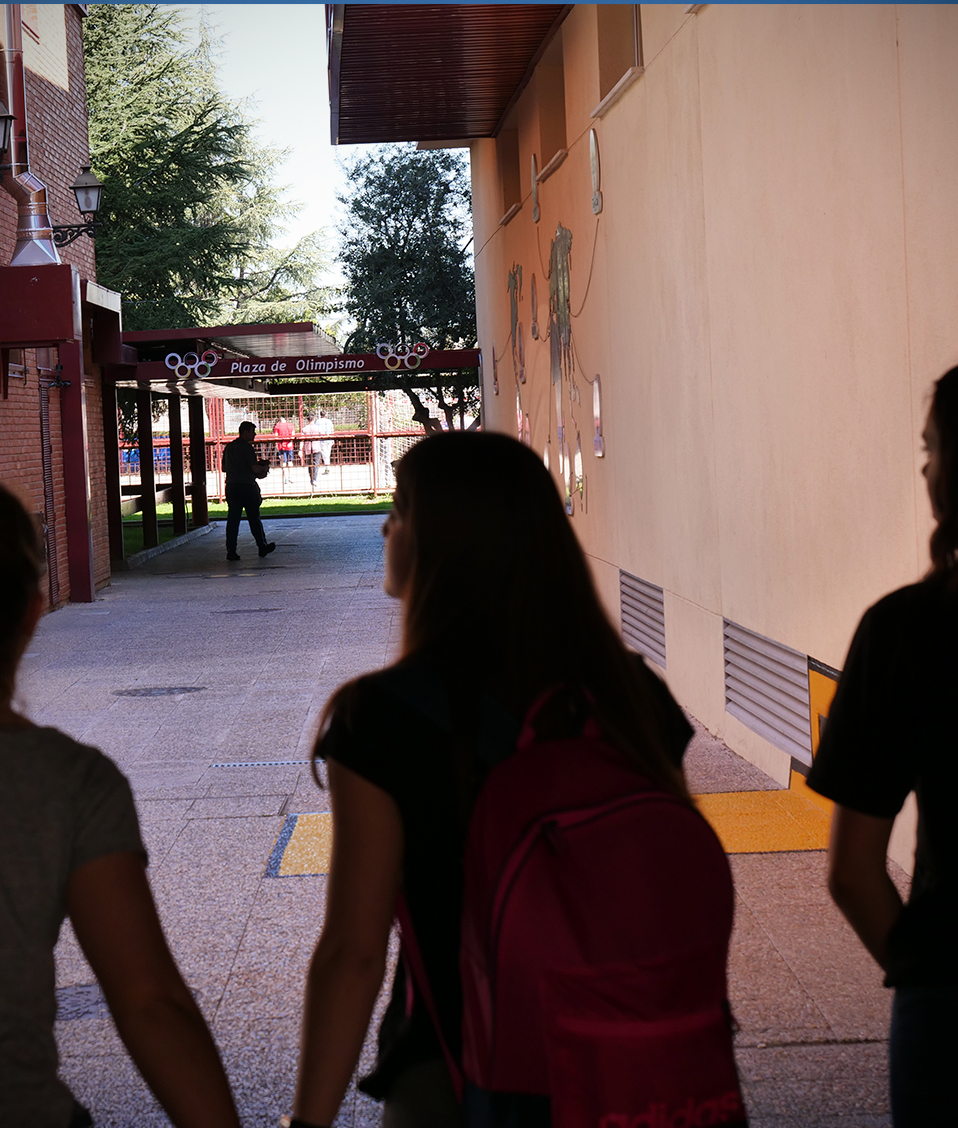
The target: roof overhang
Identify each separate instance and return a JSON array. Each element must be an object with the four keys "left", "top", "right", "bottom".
[
  {"left": 328, "top": 4, "right": 571, "bottom": 145},
  {"left": 121, "top": 321, "right": 341, "bottom": 364}
]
